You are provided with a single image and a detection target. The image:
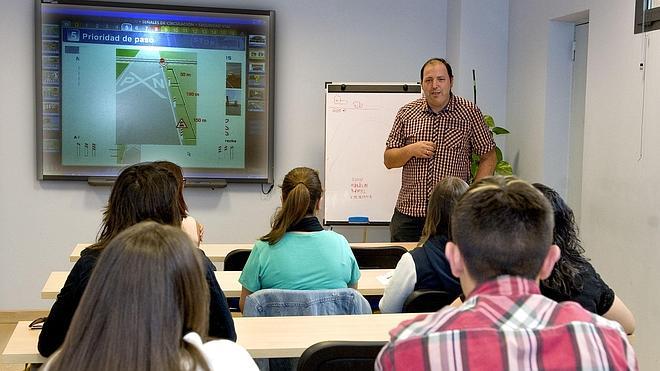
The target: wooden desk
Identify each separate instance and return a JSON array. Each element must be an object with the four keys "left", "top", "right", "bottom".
[
  {"left": 69, "top": 243, "right": 253, "bottom": 262},
  {"left": 2, "top": 314, "right": 637, "bottom": 363},
  {"left": 233, "top": 313, "right": 417, "bottom": 358},
  {"left": 70, "top": 242, "right": 418, "bottom": 262},
  {"left": 2, "top": 313, "right": 421, "bottom": 363},
  {"left": 42, "top": 269, "right": 392, "bottom": 299},
  {"left": 1, "top": 322, "right": 47, "bottom": 364}
]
